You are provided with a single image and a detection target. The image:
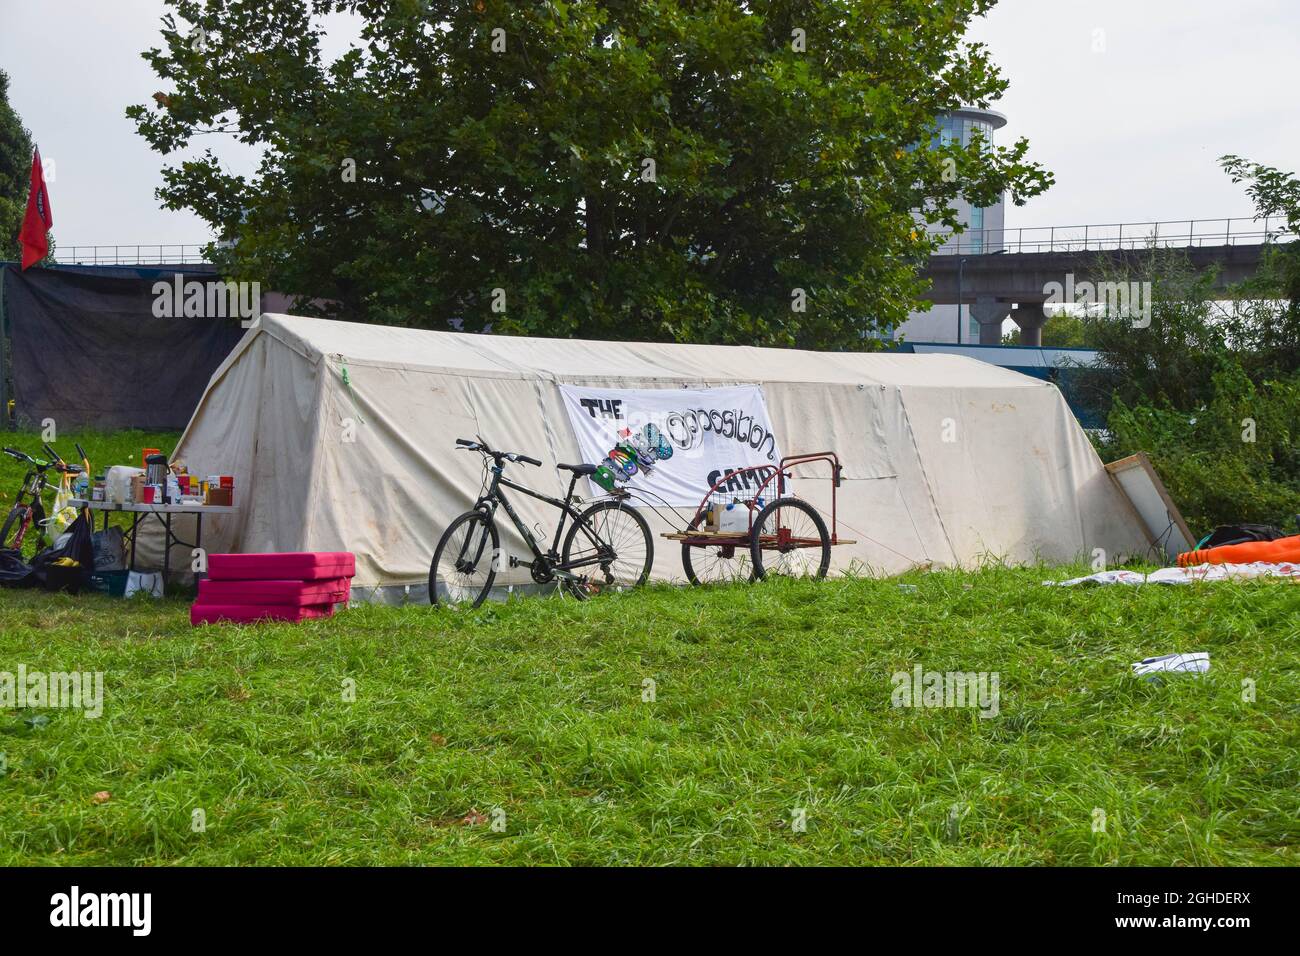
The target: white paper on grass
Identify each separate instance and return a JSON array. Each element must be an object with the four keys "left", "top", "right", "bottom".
[{"left": 1132, "top": 652, "right": 1209, "bottom": 676}]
